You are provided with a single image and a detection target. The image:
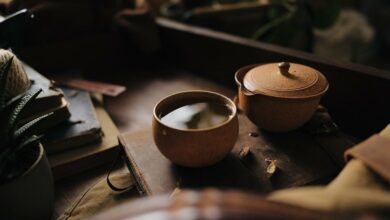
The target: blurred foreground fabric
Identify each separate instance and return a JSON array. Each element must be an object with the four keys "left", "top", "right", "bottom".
[{"left": 270, "top": 125, "right": 390, "bottom": 216}]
